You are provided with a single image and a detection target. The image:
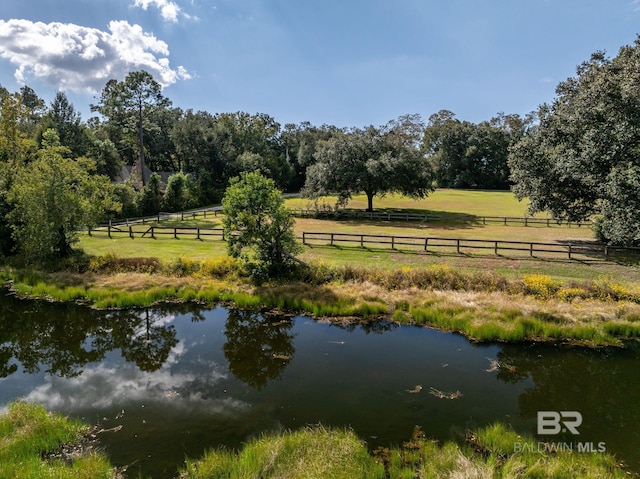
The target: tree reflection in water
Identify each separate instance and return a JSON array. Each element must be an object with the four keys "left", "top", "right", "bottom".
[
  {"left": 224, "top": 309, "right": 296, "bottom": 390},
  {"left": 494, "top": 343, "right": 640, "bottom": 455},
  {"left": 0, "top": 294, "right": 180, "bottom": 377},
  {"left": 110, "top": 308, "right": 178, "bottom": 372}
]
